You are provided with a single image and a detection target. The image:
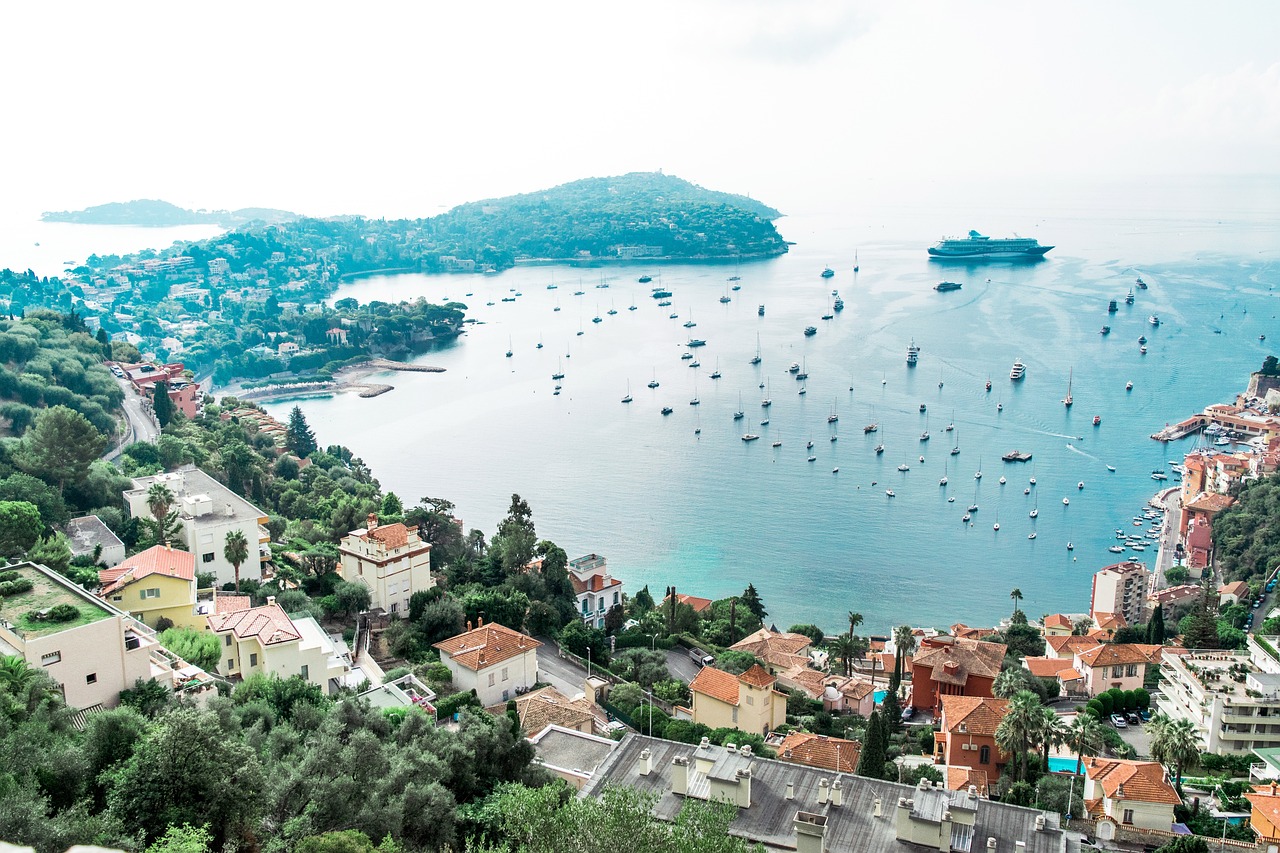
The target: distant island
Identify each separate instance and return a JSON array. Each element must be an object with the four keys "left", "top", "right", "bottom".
[{"left": 42, "top": 199, "right": 299, "bottom": 228}]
